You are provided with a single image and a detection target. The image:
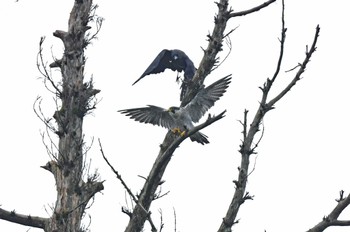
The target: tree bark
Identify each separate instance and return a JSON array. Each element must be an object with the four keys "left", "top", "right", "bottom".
[{"left": 42, "top": 0, "right": 103, "bottom": 231}]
